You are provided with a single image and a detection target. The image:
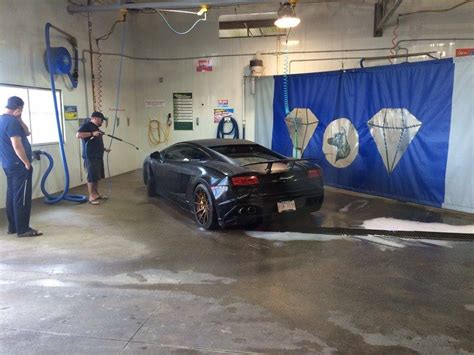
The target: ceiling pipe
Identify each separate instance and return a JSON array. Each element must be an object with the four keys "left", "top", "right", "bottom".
[
  {"left": 394, "top": 37, "right": 474, "bottom": 49},
  {"left": 360, "top": 51, "right": 438, "bottom": 67},
  {"left": 81, "top": 46, "right": 394, "bottom": 63},
  {"left": 68, "top": 0, "right": 280, "bottom": 14},
  {"left": 289, "top": 57, "right": 365, "bottom": 73}
]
